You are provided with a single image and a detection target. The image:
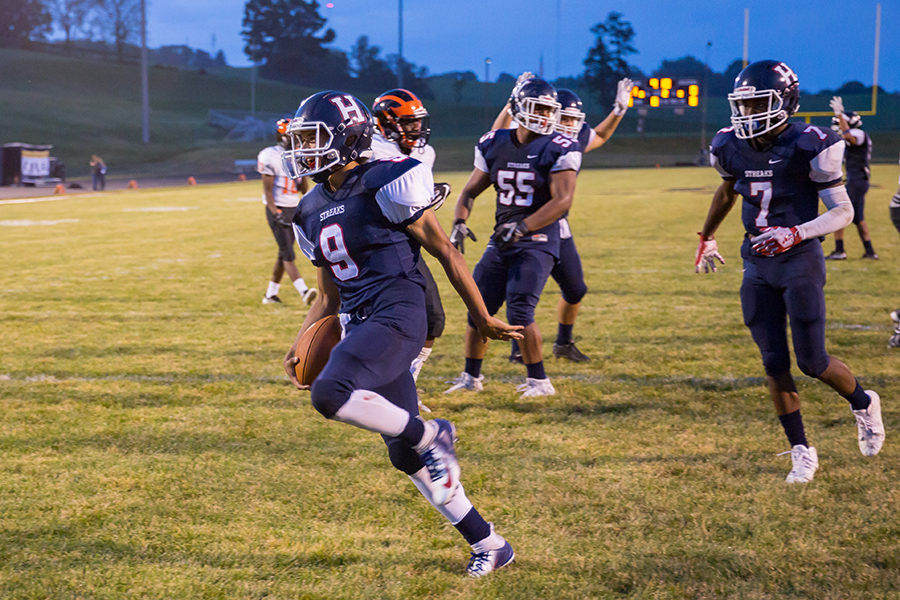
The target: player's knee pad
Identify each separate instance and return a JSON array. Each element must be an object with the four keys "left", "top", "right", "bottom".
[
  {"left": 384, "top": 437, "right": 422, "bottom": 474},
  {"left": 427, "top": 309, "right": 445, "bottom": 339},
  {"left": 797, "top": 352, "right": 829, "bottom": 379},
  {"left": 561, "top": 281, "right": 587, "bottom": 305},
  {"left": 505, "top": 301, "right": 536, "bottom": 327},
  {"left": 760, "top": 351, "right": 791, "bottom": 378},
  {"left": 890, "top": 204, "right": 900, "bottom": 235},
  {"left": 309, "top": 377, "right": 353, "bottom": 419}
]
